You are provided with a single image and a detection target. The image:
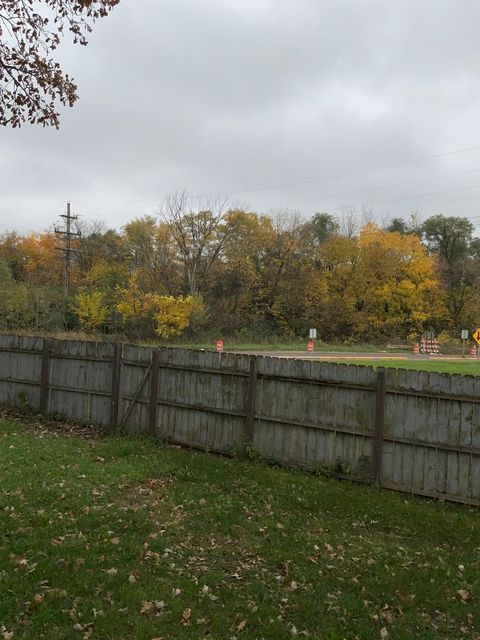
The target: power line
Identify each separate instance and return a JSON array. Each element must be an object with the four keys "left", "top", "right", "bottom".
[
  {"left": 8, "top": 142, "right": 480, "bottom": 233},
  {"left": 275, "top": 167, "right": 480, "bottom": 207},
  {"left": 380, "top": 193, "right": 480, "bottom": 217},
  {"left": 70, "top": 143, "right": 480, "bottom": 204},
  {"left": 312, "top": 184, "right": 480, "bottom": 213},
  {"left": 71, "top": 165, "right": 480, "bottom": 209},
  {"left": 75, "top": 183, "right": 480, "bottom": 219},
  {"left": 200, "top": 143, "right": 480, "bottom": 197},
  {"left": 372, "top": 184, "right": 480, "bottom": 207}
]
